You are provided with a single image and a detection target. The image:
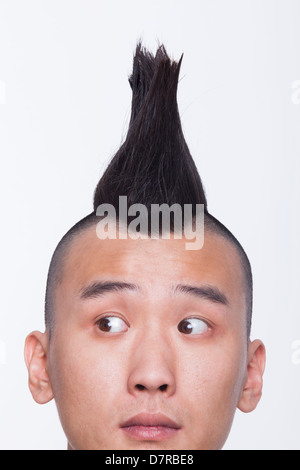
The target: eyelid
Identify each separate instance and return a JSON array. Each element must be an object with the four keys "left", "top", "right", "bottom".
[
  {"left": 183, "top": 315, "right": 213, "bottom": 327},
  {"left": 95, "top": 313, "right": 129, "bottom": 323}
]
